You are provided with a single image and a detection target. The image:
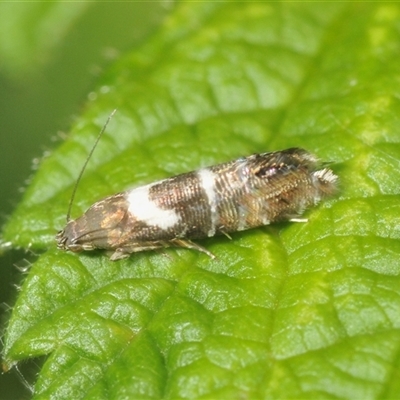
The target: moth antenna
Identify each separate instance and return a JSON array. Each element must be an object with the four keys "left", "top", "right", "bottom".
[{"left": 66, "top": 109, "right": 117, "bottom": 222}]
